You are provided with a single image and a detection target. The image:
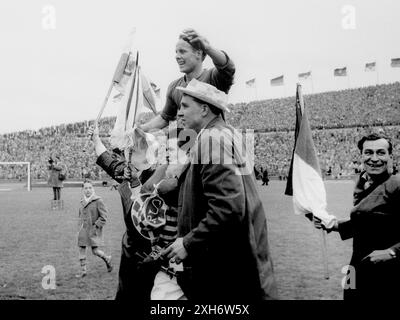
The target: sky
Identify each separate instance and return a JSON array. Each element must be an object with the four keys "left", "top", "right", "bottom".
[{"left": 0, "top": 0, "right": 400, "bottom": 134}]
